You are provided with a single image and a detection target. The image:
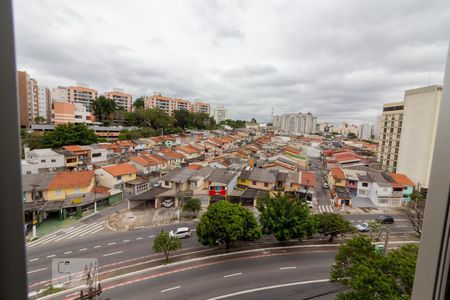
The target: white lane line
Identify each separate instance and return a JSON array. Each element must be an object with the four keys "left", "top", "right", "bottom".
[
  {"left": 29, "top": 258, "right": 39, "bottom": 262},
  {"left": 135, "top": 226, "right": 144, "bottom": 229},
  {"left": 64, "top": 251, "right": 72, "bottom": 255},
  {"left": 88, "top": 226, "right": 105, "bottom": 235},
  {"left": 123, "top": 240, "right": 130, "bottom": 243},
  {"left": 136, "top": 237, "right": 143, "bottom": 240},
  {"left": 103, "top": 251, "right": 123, "bottom": 257},
  {"left": 206, "top": 279, "right": 330, "bottom": 300},
  {"left": 280, "top": 266, "right": 296, "bottom": 270},
  {"left": 27, "top": 267, "right": 47, "bottom": 274},
  {"left": 396, "top": 225, "right": 408, "bottom": 228},
  {"left": 224, "top": 272, "right": 242, "bottom": 278},
  {"left": 79, "top": 248, "right": 87, "bottom": 252},
  {"left": 53, "top": 224, "right": 90, "bottom": 241},
  {"left": 107, "top": 242, "right": 116, "bottom": 246},
  {"left": 47, "top": 254, "right": 56, "bottom": 258},
  {"left": 161, "top": 286, "right": 181, "bottom": 293},
  {"left": 148, "top": 235, "right": 155, "bottom": 238},
  {"left": 27, "top": 226, "right": 74, "bottom": 246},
  {"left": 79, "top": 222, "right": 105, "bottom": 237},
  {"left": 94, "top": 245, "right": 101, "bottom": 248}
]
